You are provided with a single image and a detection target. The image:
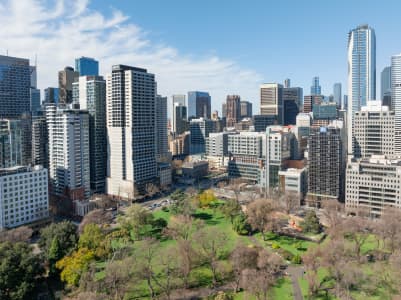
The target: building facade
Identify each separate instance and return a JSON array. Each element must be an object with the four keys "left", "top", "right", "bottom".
[
  {"left": 240, "top": 101, "right": 253, "bottom": 118},
  {"left": 106, "top": 65, "right": 157, "bottom": 199},
  {"left": 260, "top": 83, "right": 283, "bottom": 124},
  {"left": 391, "top": 54, "right": 401, "bottom": 155},
  {"left": 333, "top": 83, "right": 342, "bottom": 107},
  {"left": 310, "top": 76, "right": 321, "bottom": 96},
  {"left": 73, "top": 75, "right": 107, "bottom": 194},
  {"left": 75, "top": 57, "right": 99, "bottom": 76},
  {"left": 31, "top": 115, "right": 48, "bottom": 169},
  {"left": 225, "top": 95, "right": 241, "bottom": 127},
  {"left": 0, "top": 166, "right": 49, "bottom": 229},
  {"left": 47, "top": 106, "right": 90, "bottom": 202},
  {"left": 0, "top": 55, "right": 31, "bottom": 118},
  {"left": 188, "top": 91, "right": 211, "bottom": 120},
  {"left": 346, "top": 156, "right": 401, "bottom": 217},
  {"left": 381, "top": 66, "right": 391, "bottom": 105},
  {"left": 155, "top": 95, "right": 169, "bottom": 161},
  {"left": 189, "top": 118, "right": 214, "bottom": 154},
  {"left": 347, "top": 24, "right": 376, "bottom": 155},
  {"left": 58, "top": 66, "right": 79, "bottom": 105}
]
